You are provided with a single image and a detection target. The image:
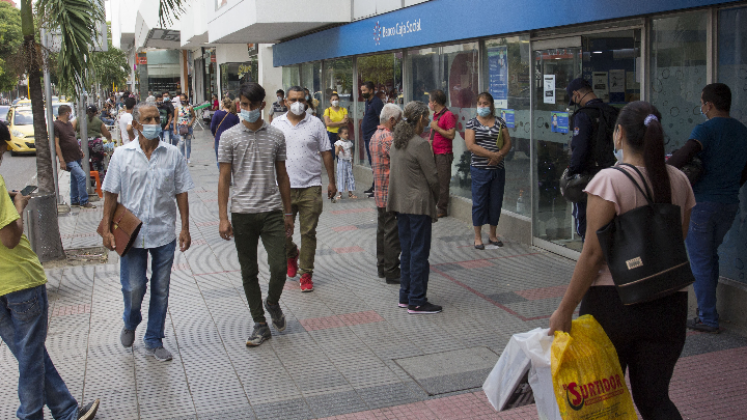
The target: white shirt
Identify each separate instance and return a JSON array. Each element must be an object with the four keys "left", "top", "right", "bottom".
[
  {"left": 119, "top": 112, "right": 133, "bottom": 144},
  {"left": 146, "top": 95, "right": 156, "bottom": 104},
  {"left": 334, "top": 139, "right": 353, "bottom": 161},
  {"left": 172, "top": 97, "right": 182, "bottom": 108},
  {"left": 271, "top": 112, "right": 331, "bottom": 188},
  {"left": 101, "top": 138, "right": 195, "bottom": 249}
]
